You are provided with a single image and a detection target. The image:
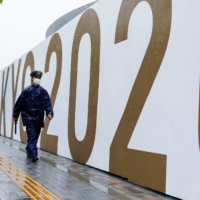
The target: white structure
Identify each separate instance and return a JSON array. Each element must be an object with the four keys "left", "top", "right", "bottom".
[{"left": 1, "top": 0, "right": 200, "bottom": 199}]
